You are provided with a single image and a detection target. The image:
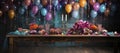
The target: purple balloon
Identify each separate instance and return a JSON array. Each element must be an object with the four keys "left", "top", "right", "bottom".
[
  {"left": 60, "top": 0, "right": 68, "bottom": 5},
  {"left": 93, "top": 3, "right": 100, "bottom": 11},
  {"left": 47, "top": 5, "right": 52, "bottom": 11},
  {"left": 45, "top": 12, "right": 52, "bottom": 21},
  {"left": 32, "top": 6, "right": 39, "bottom": 15},
  {"left": 56, "top": 4, "right": 62, "bottom": 11}
]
